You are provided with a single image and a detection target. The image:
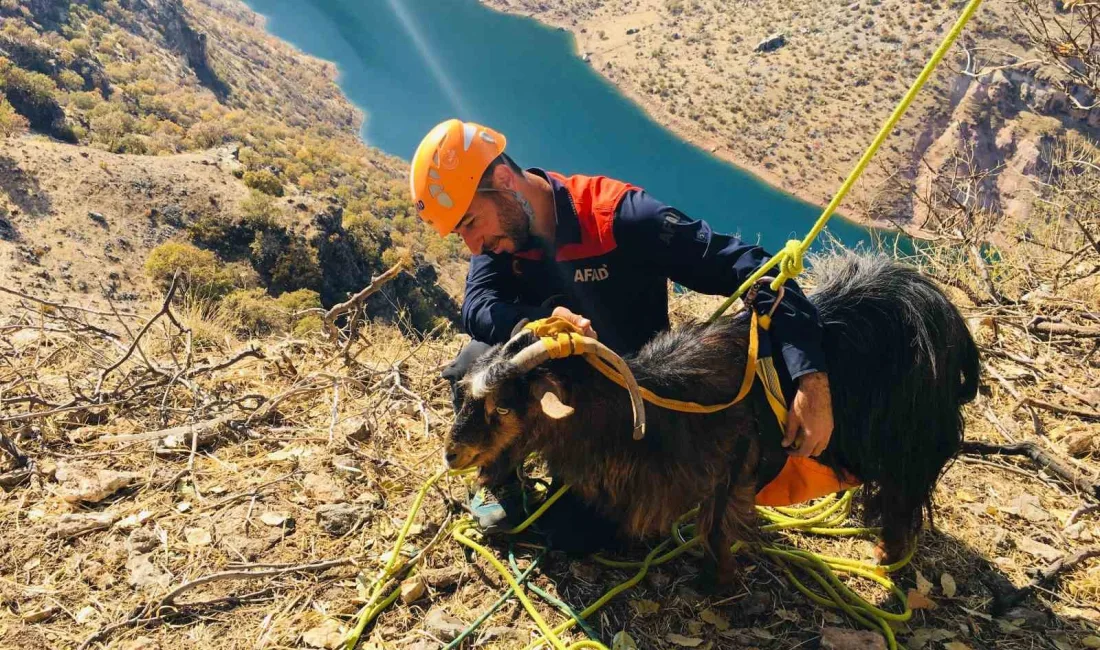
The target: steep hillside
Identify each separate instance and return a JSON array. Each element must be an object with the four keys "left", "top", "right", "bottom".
[{"left": 0, "top": 0, "right": 465, "bottom": 332}]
